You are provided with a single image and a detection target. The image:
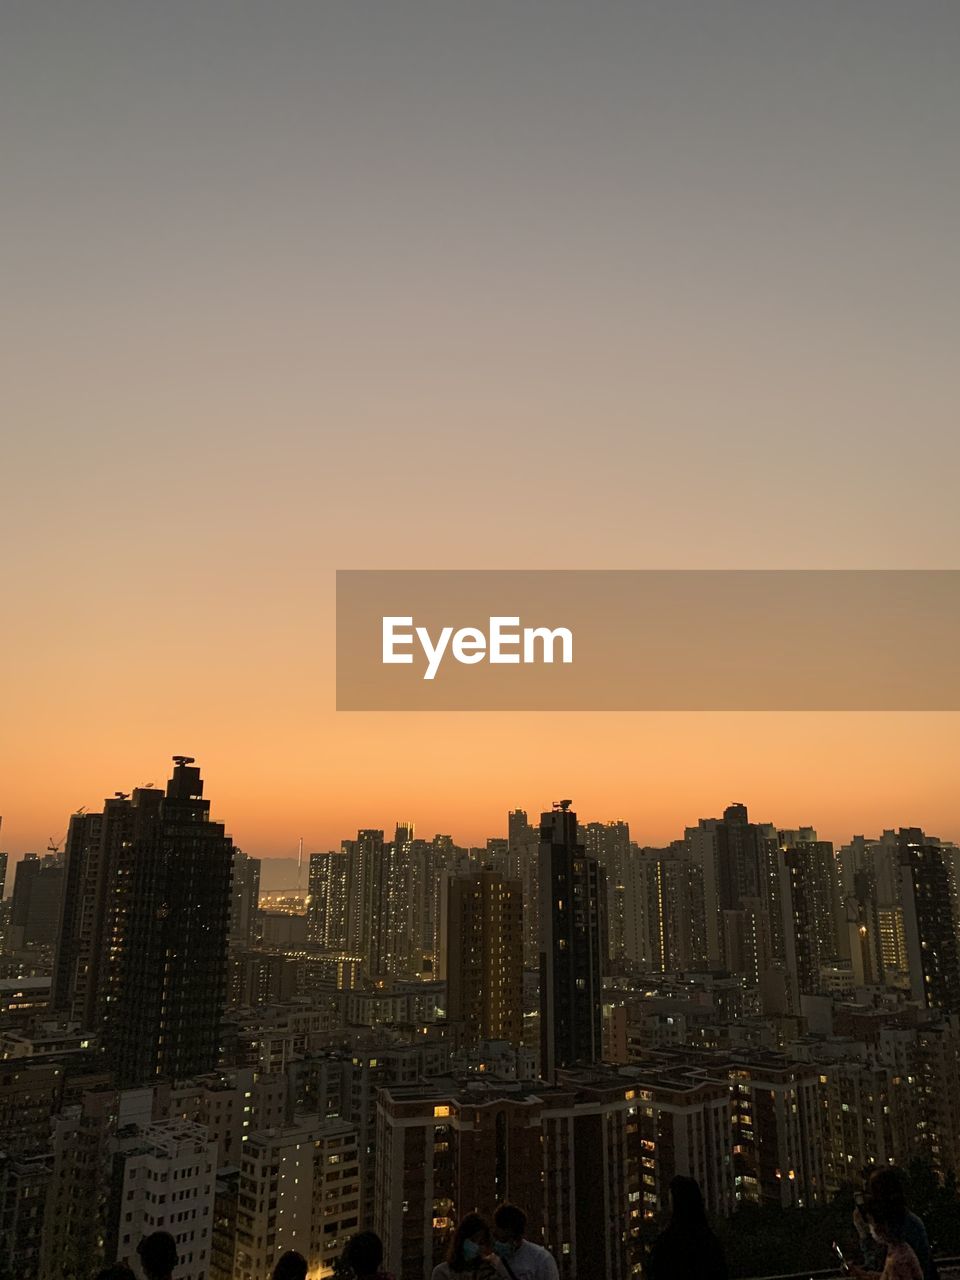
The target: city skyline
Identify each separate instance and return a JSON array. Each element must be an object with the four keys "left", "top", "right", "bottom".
[
  {"left": 4, "top": 746, "right": 960, "bottom": 865},
  {"left": 5, "top": 758, "right": 960, "bottom": 1278},
  {"left": 4, "top": 3, "right": 960, "bottom": 1277}
]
